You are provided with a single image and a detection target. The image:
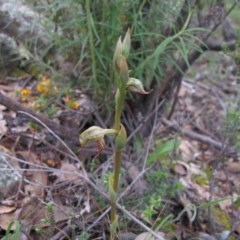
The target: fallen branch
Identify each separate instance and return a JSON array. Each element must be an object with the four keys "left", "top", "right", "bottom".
[
  {"left": 161, "top": 117, "right": 237, "bottom": 156},
  {"left": 0, "top": 91, "right": 79, "bottom": 146},
  {"left": 205, "top": 38, "right": 236, "bottom": 51}
]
